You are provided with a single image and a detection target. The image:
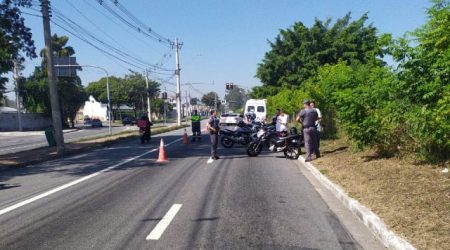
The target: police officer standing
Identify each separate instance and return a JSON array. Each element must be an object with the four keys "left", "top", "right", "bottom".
[
  {"left": 191, "top": 110, "right": 202, "bottom": 142},
  {"left": 205, "top": 109, "right": 220, "bottom": 160},
  {"left": 296, "top": 100, "right": 320, "bottom": 161}
]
